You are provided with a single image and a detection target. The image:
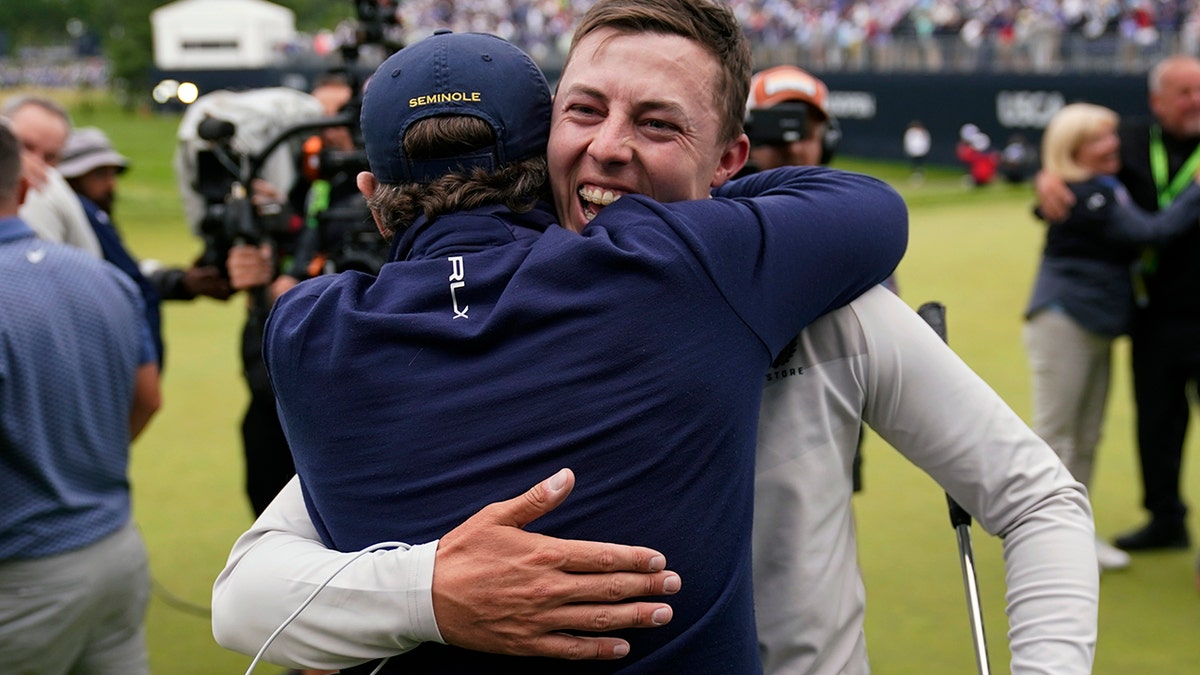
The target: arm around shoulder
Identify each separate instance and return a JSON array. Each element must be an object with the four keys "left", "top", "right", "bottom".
[
  {"left": 702, "top": 166, "right": 907, "bottom": 332},
  {"left": 213, "top": 469, "right": 682, "bottom": 667},
  {"left": 1034, "top": 169, "right": 1075, "bottom": 223},
  {"left": 212, "top": 476, "right": 439, "bottom": 670}
]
